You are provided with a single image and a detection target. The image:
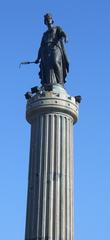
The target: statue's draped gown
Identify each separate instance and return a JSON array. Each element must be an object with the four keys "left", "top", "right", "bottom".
[{"left": 37, "top": 26, "right": 69, "bottom": 85}]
